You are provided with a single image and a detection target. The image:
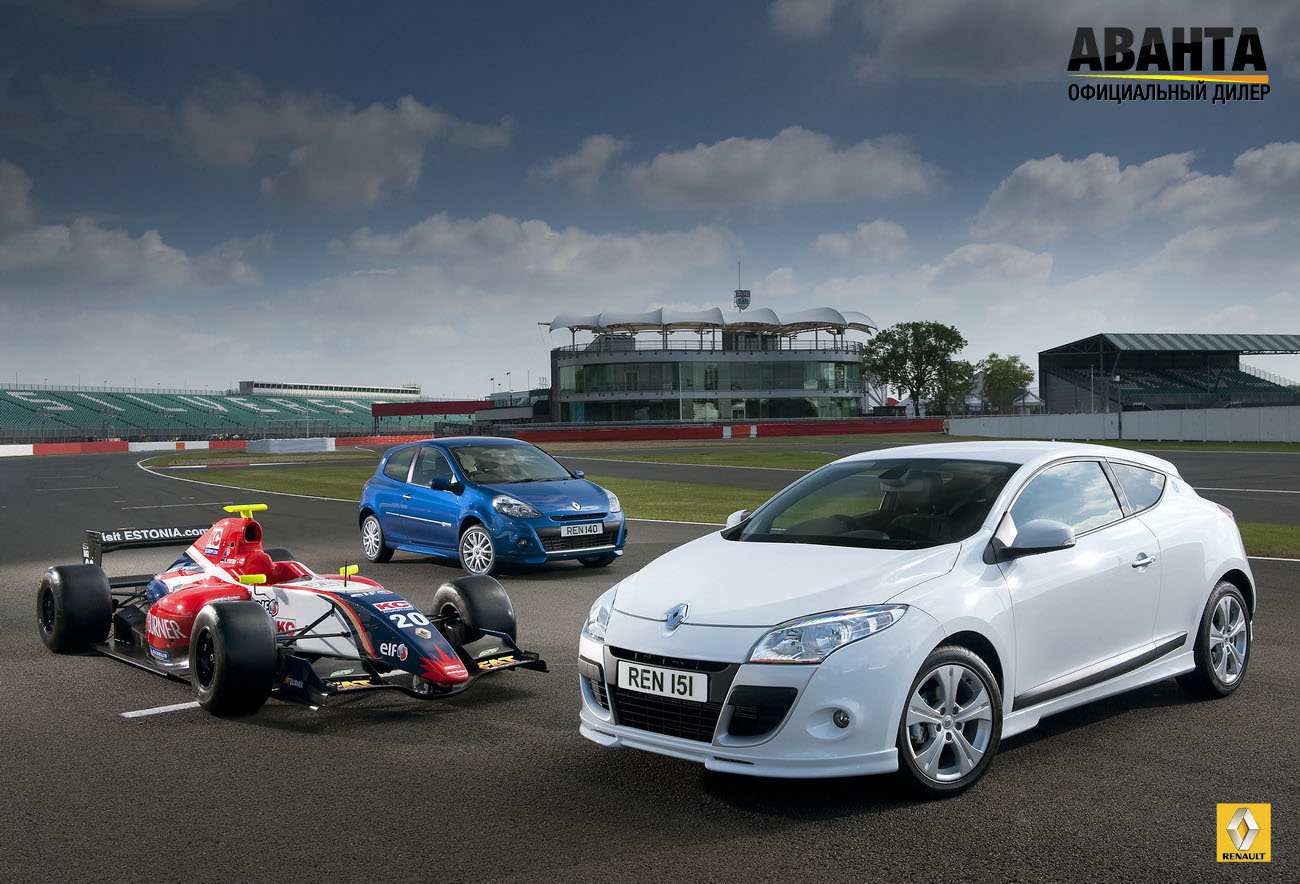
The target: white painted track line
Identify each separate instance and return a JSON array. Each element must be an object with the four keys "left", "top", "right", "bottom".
[
  {"left": 121, "top": 701, "right": 199, "bottom": 719},
  {"left": 121, "top": 501, "right": 234, "bottom": 510}
]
